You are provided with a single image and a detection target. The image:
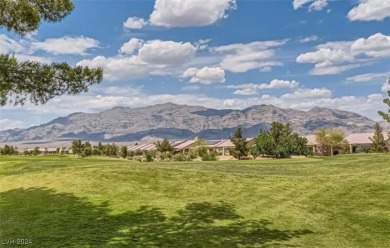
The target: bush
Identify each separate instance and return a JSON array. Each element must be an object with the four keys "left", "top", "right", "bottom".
[
  {"left": 356, "top": 145, "right": 371, "bottom": 153},
  {"left": 201, "top": 151, "right": 218, "bottom": 161},
  {"left": 173, "top": 153, "right": 190, "bottom": 161},
  {"left": 83, "top": 147, "right": 92, "bottom": 157},
  {"left": 144, "top": 151, "right": 154, "bottom": 162},
  {"left": 128, "top": 150, "right": 135, "bottom": 158}
]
